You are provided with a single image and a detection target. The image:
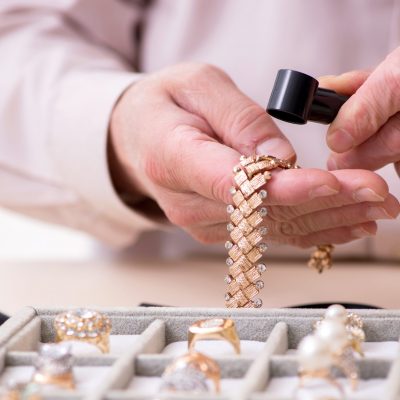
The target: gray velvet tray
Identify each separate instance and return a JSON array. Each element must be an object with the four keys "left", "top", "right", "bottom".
[{"left": 0, "top": 307, "right": 399, "bottom": 400}]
